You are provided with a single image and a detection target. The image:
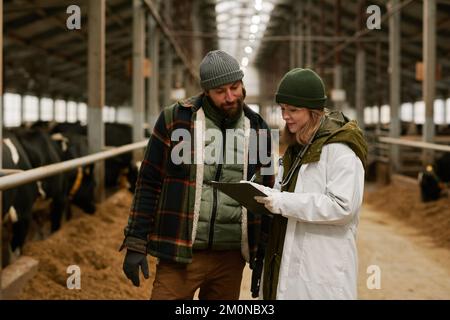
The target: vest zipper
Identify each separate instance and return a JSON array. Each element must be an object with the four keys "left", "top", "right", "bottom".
[{"left": 208, "top": 126, "right": 226, "bottom": 249}]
